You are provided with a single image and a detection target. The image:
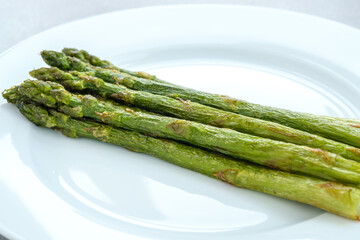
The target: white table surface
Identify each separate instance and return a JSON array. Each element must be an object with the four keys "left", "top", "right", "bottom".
[{"left": 1, "top": 0, "right": 360, "bottom": 239}]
